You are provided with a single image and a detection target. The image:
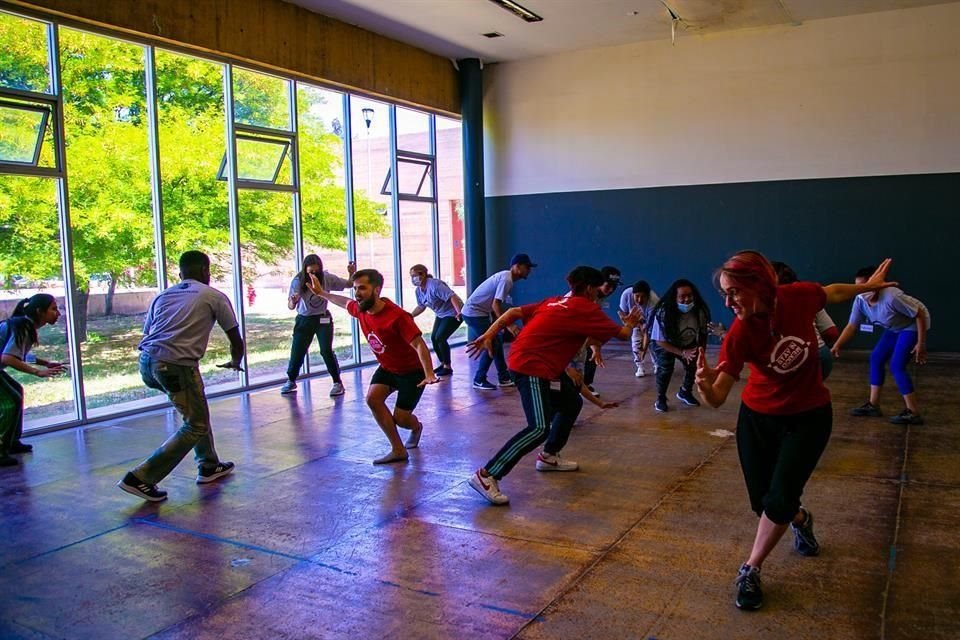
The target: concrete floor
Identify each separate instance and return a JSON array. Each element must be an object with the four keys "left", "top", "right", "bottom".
[{"left": 1, "top": 345, "right": 957, "bottom": 639}]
